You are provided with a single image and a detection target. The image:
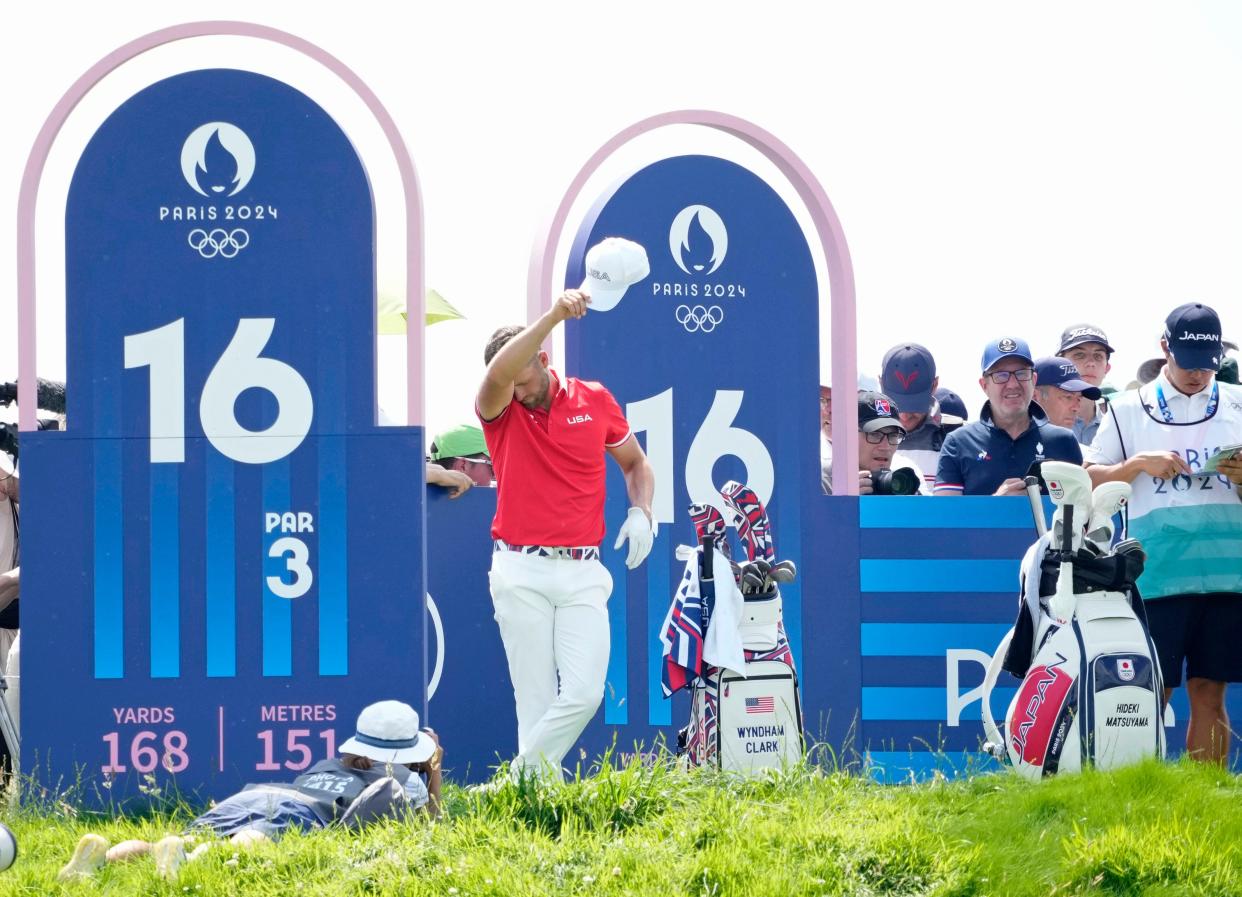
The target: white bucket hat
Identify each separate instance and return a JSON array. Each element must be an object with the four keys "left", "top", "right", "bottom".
[
  {"left": 338, "top": 700, "right": 435, "bottom": 765},
  {"left": 579, "top": 237, "right": 650, "bottom": 312}
]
